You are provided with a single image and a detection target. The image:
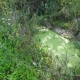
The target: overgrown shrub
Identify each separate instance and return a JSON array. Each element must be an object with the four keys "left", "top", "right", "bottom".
[{"left": 0, "top": 0, "right": 80, "bottom": 80}]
